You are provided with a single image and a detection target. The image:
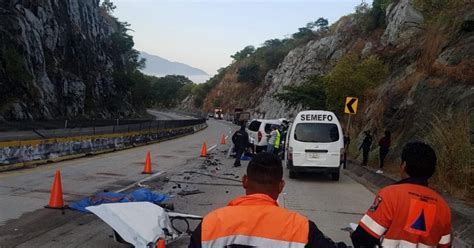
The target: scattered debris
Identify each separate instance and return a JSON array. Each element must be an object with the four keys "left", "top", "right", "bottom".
[
  {"left": 178, "top": 189, "right": 204, "bottom": 196},
  {"left": 137, "top": 182, "right": 150, "bottom": 188},
  {"left": 168, "top": 180, "right": 240, "bottom": 187},
  {"left": 183, "top": 171, "right": 241, "bottom": 182}
]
